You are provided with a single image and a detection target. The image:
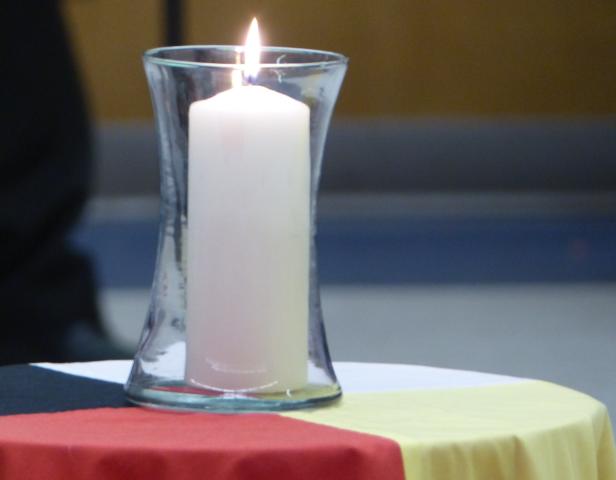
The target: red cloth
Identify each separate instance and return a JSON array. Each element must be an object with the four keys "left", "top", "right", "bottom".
[{"left": 0, "top": 407, "right": 404, "bottom": 480}]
